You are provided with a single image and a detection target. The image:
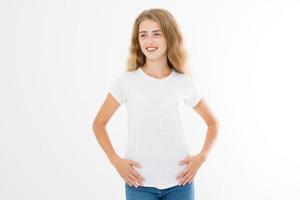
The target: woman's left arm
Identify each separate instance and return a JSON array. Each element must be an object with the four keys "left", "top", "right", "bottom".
[
  {"left": 176, "top": 98, "right": 219, "bottom": 186},
  {"left": 193, "top": 98, "right": 219, "bottom": 160}
]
